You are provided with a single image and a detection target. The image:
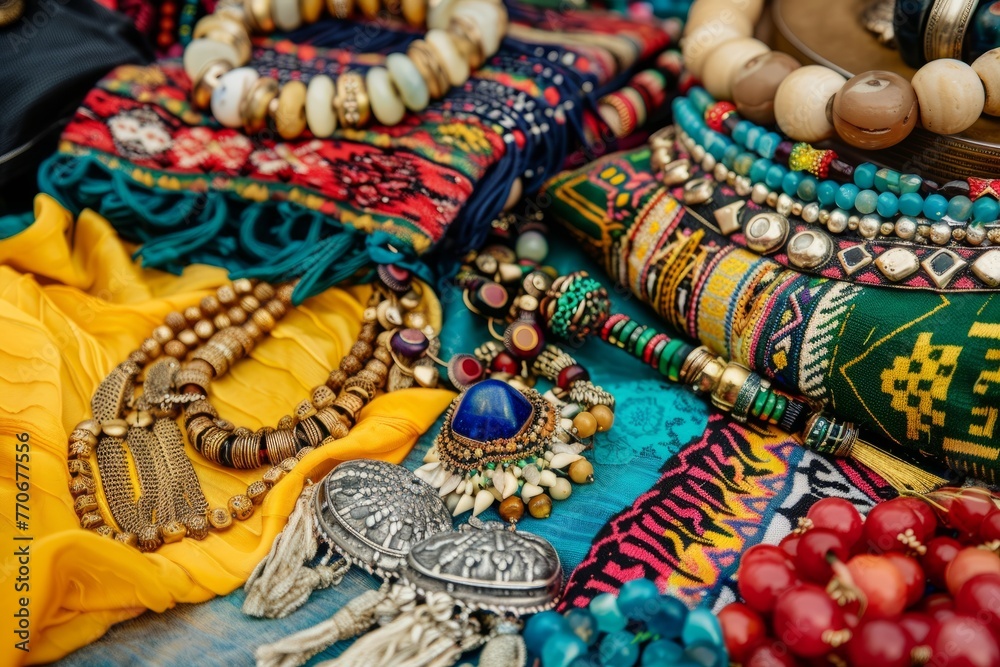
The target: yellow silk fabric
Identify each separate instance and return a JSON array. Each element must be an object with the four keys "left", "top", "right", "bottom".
[{"left": 0, "top": 195, "right": 455, "bottom": 665}]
